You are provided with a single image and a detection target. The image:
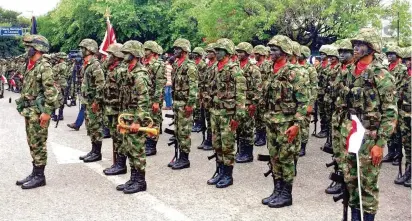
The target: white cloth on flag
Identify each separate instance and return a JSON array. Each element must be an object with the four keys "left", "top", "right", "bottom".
[
  {"left": 347, "top": 115, "right": 365, "bottom": 154},
  {"left": 99, "top": 18, "right": 116, "bottom": 56}
]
